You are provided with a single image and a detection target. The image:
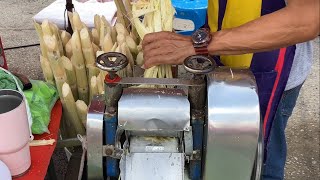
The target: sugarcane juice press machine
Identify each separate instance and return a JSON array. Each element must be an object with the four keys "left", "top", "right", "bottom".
[{"left": 86, "top": 52, "right": 263, "bottom": 180}]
